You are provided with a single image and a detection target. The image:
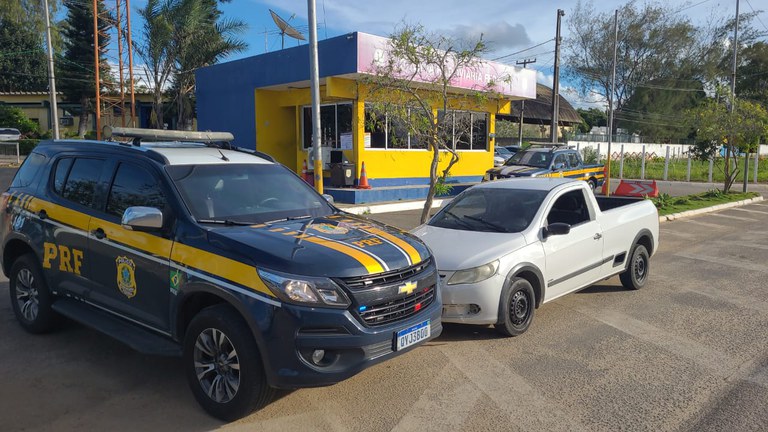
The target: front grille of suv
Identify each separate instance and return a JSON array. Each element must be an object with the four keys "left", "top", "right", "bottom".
[{"left": 358, "top": 284, "right": 435, "bottom": 327}]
